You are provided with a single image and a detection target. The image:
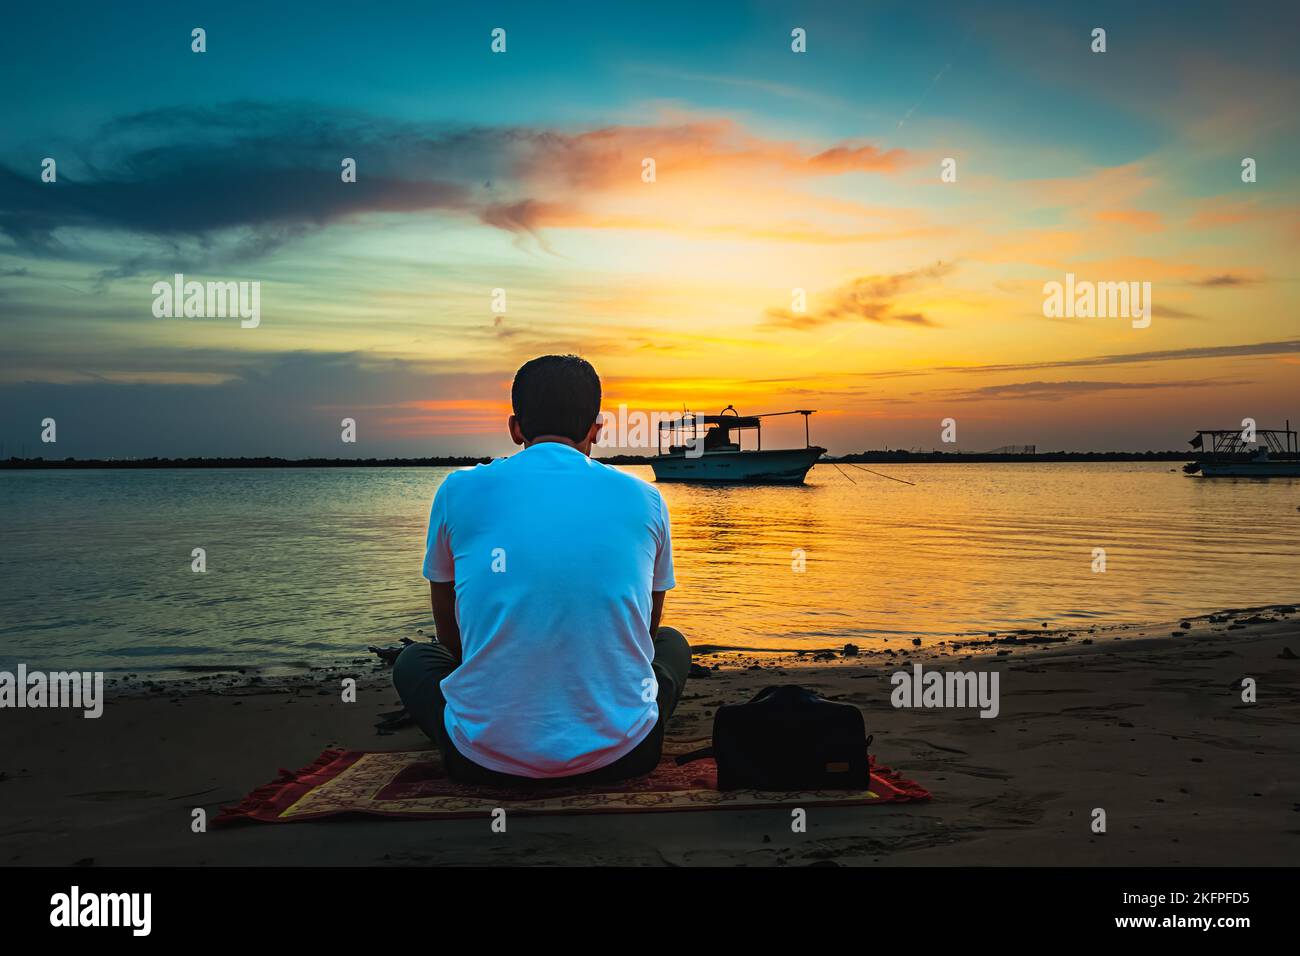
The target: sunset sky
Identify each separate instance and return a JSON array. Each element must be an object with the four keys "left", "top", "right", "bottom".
[{"left": 1, "top": 0, "right": 1297, "bottom": 457}]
